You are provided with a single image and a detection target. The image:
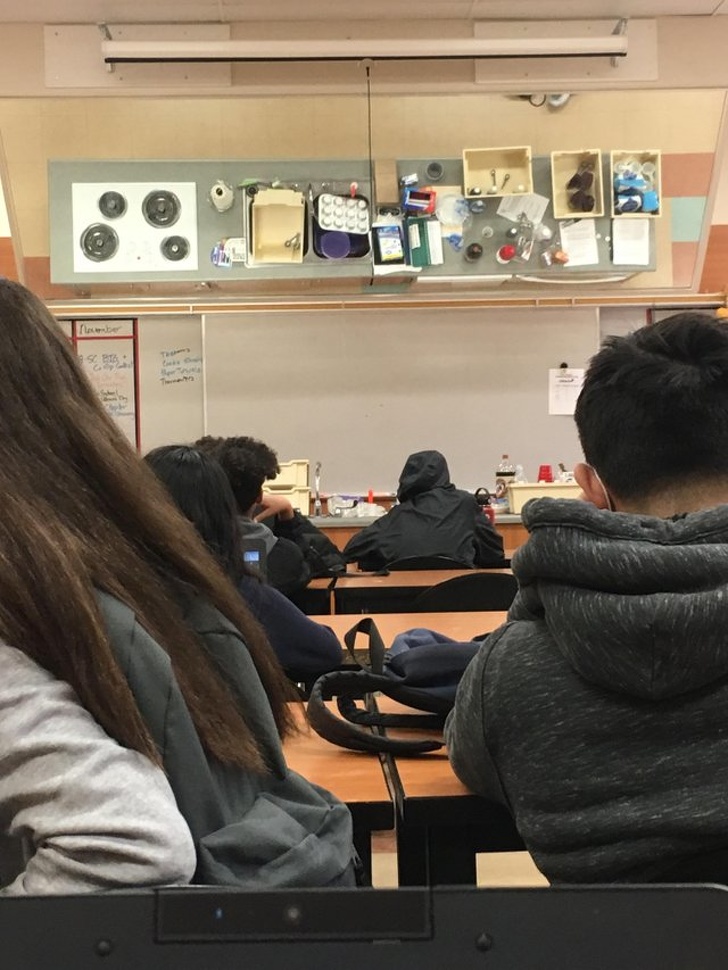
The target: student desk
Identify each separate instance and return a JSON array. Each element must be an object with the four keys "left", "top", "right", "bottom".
[
  {"left": 314, "top": 610, "right": 508, "bottom": 647},
  {"left": 332, "top": 567, "right": 514, "bottom": 614},
  {"left": 376, "top": 696, "right": 524, "bottom": 886},
  {"left": 282, "top": 703, "right": 394, "bottom": 879}
]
